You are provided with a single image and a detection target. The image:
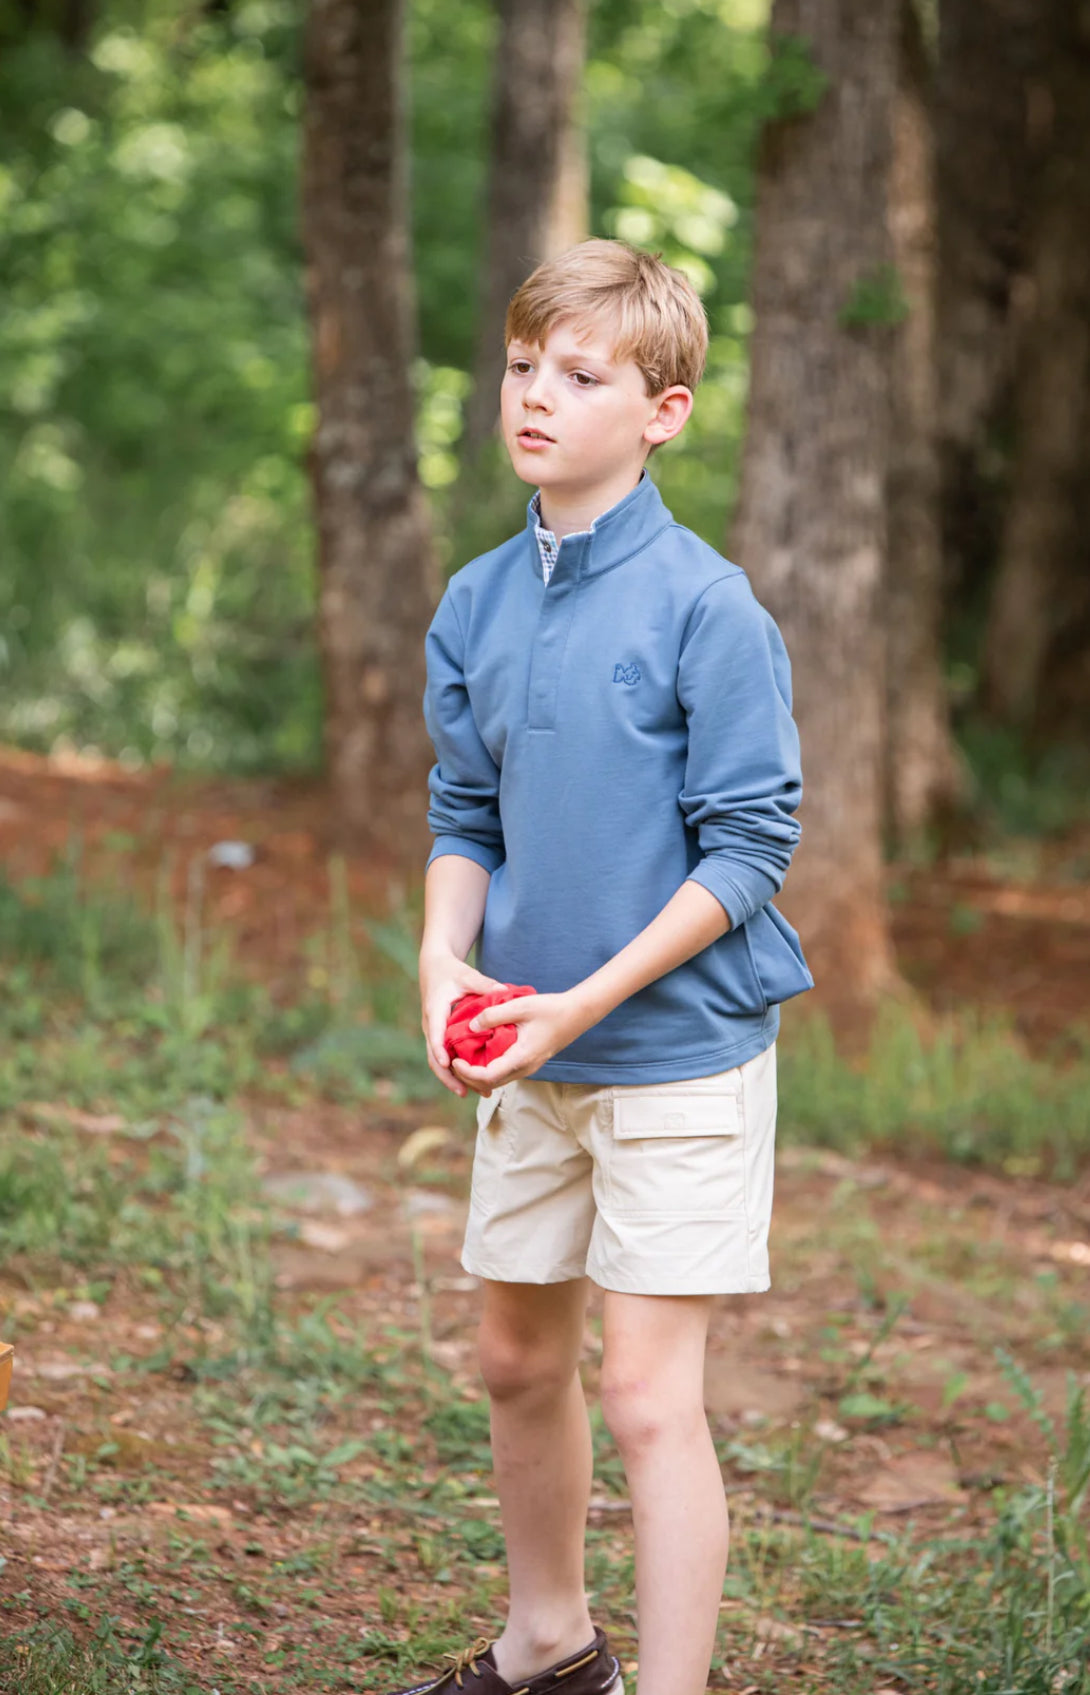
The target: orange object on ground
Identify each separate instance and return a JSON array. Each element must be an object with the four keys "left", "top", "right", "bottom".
[
  {"left": 0, "top": 1342, "right": 13, "bottom": 1411},
  {"left": 444, "top": 984, "right": 537, "bottom": 1068}
]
